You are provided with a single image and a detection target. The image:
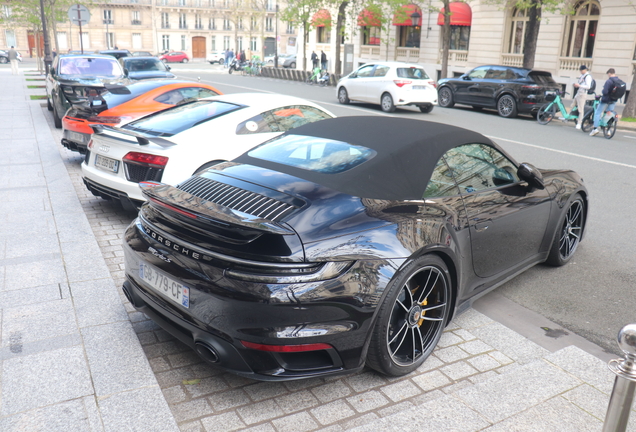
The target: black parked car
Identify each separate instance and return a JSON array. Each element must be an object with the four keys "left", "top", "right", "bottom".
[
  {"left": 437, "top": 65, "right": 561, "bottom": 118},
  {"left": 122, "top": 117, "right": 587, "bottom": 381},
  {"left": 45, "top": 54, "right": 128, "bottom": 128},
  {"left": 96, "top": 49, "right": 132, "bottom": 59},
  {"left": 119, "top": 56, "right": 176, "bottom": 80}
]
